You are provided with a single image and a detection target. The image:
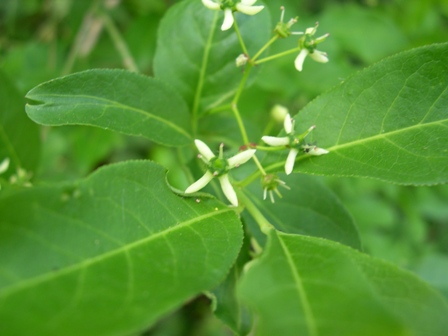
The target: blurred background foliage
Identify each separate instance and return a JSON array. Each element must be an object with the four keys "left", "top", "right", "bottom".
[{"left": 1, "top": 0, "right": 448, "bottom": 334}]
